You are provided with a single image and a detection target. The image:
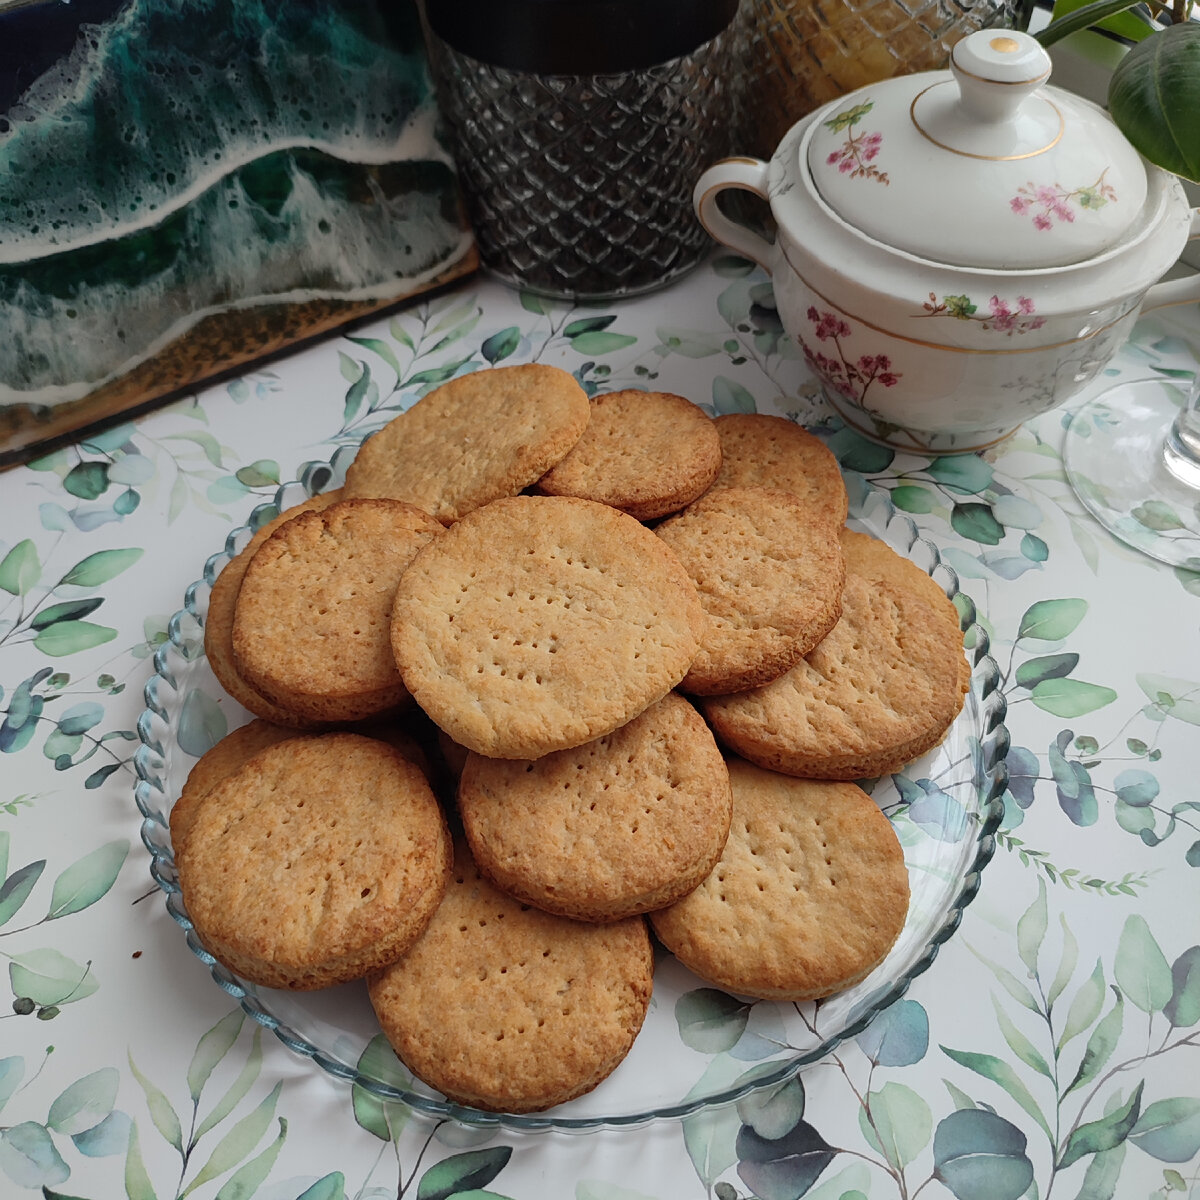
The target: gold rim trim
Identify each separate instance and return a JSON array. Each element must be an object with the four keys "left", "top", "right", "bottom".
[
  {"left": 949, "top": 60, "right": 1051, "bottom": 87},
  {"left": 780, "top": 247, "right": 1136, "bottom": 356},
  {"left": 909, "top": 84, "right": 1063, "bottom": 160}
]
